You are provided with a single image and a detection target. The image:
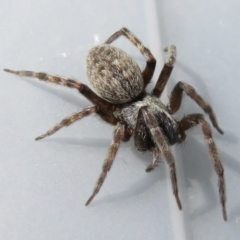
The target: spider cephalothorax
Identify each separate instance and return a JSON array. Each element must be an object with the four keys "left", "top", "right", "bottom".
[{"left": 4, "top": 27, "right": 227, "bottom": 221}]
